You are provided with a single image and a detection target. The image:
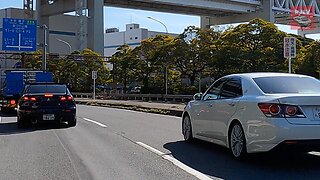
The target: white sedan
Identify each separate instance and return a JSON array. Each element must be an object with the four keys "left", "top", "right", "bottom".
[{"left": 182, "top": 73, "right": 320, "bottom": 158}]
